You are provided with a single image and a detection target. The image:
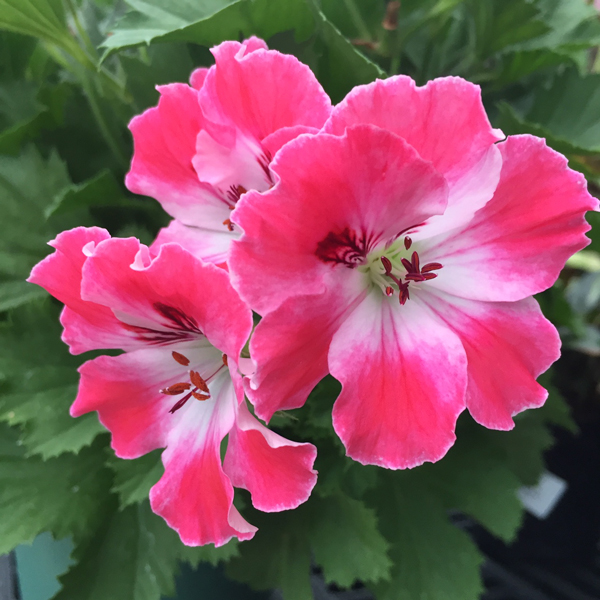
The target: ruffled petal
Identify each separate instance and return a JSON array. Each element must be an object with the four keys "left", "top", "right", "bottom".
[
  {"left": 329, "top": 292, "right": 467, "bottom": 469},
  {"left": 201, "top": 39, "right": 331, "bottom": 143},
  {"left": 150, "top": 371, "right": 256, "bottom": 546},
  {"left": 81, "top": 240, "right": 252, "bottom": 358},
  {"left": 325, "top": 76, "right": 505, "bottom": 238},
  {"left": 150, "top": 219, "right": 237, "bottom": 267},
  {"left": 126, "top": 83, "right": 229, "bottom": 230},
  {"left": 223, "top": 402, "right": 317, "bottom": 512},
  {"left": 230, "top": 125, "right": 448, "bottom": 314},
  {"left": 73, "top": 343, "right": 223, "bottom": 457},
  {"left": 421, "top": 135, "right": 599, "bottom": 302},
  {"left": 247, "top": 281, "right": 366, "bottom": 421},
  {"left": 421, "top": 291, "right": 561, "bottom": 430},
  {"left": 27, "top": 227, "right": 136, "bottom": 354},
  {"left": 324, "top": 76, "right": 502, "bottom": 186}
]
